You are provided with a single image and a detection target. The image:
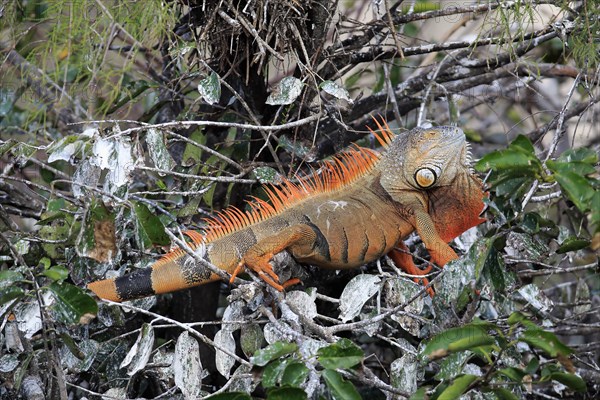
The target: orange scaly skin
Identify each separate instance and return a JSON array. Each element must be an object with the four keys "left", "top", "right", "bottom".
[{"left": 88, "top": 120, "right": 486, "bottom": 302}]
